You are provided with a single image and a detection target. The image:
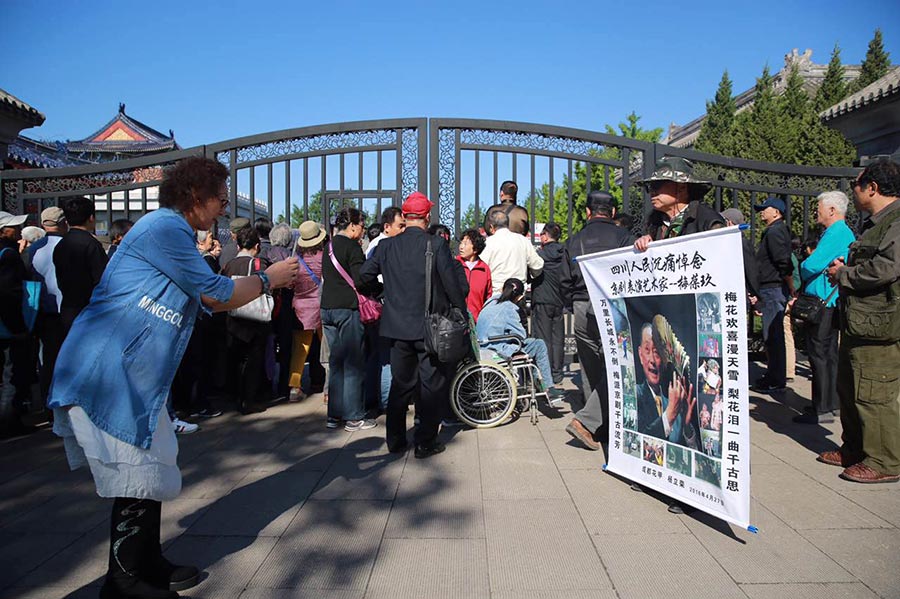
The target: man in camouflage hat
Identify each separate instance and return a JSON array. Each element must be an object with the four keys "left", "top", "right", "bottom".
[{"left": 634, "top": 156, "right": 724, "bottom": 252}]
